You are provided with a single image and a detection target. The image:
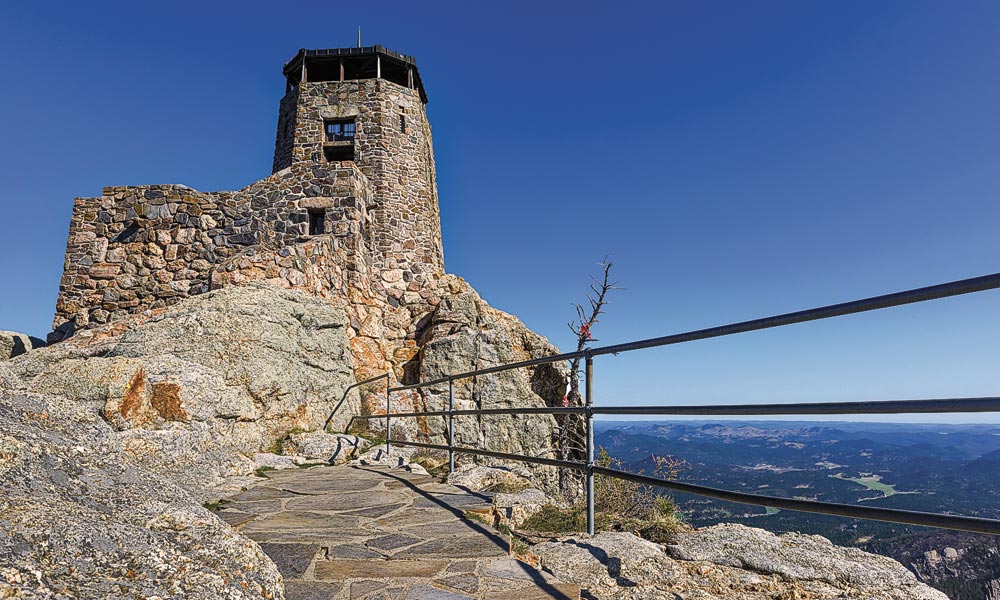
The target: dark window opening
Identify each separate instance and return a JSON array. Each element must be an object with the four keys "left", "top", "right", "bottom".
[
  {"left": 308, "top": 209, "right": 326, "bottom": 236},
  {"left": 325, "top": 119, "right": 356, "bottom": 142},
  {"left": 399, "top": 113, "right": 406, "bottom": 133},
  {"left": 300, "top": 55, "right": 411, "bottom": 89},
  {"left": 324, "top": 145, "right": 355, "bottom": 162}
]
